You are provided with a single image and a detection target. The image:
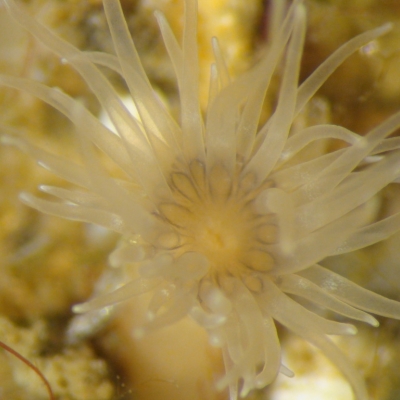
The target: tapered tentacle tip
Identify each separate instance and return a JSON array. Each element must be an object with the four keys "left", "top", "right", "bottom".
[
  {"left": 379, "top": 22, "right": 393, "bottom": 34},
  {"left": 38, "top": 185, "right": 52, "bottom": 193},
  {"left": 347, "top": 325, "right": 358, "bottom": 335},
  {"left": 72, "top": 302, "right": 91, "bottom": 314},
  {"left": 280, "top": 365, "right": 295, "bottom": 378},
  {"left": 366, "top": 315, "right": 380, "bottom": 328},
  {"left": 18, "top": 191, "right": 34, "bottom": 204},
  {"left": 153, "top": 10, "right": 163, "bottom": 20}
]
